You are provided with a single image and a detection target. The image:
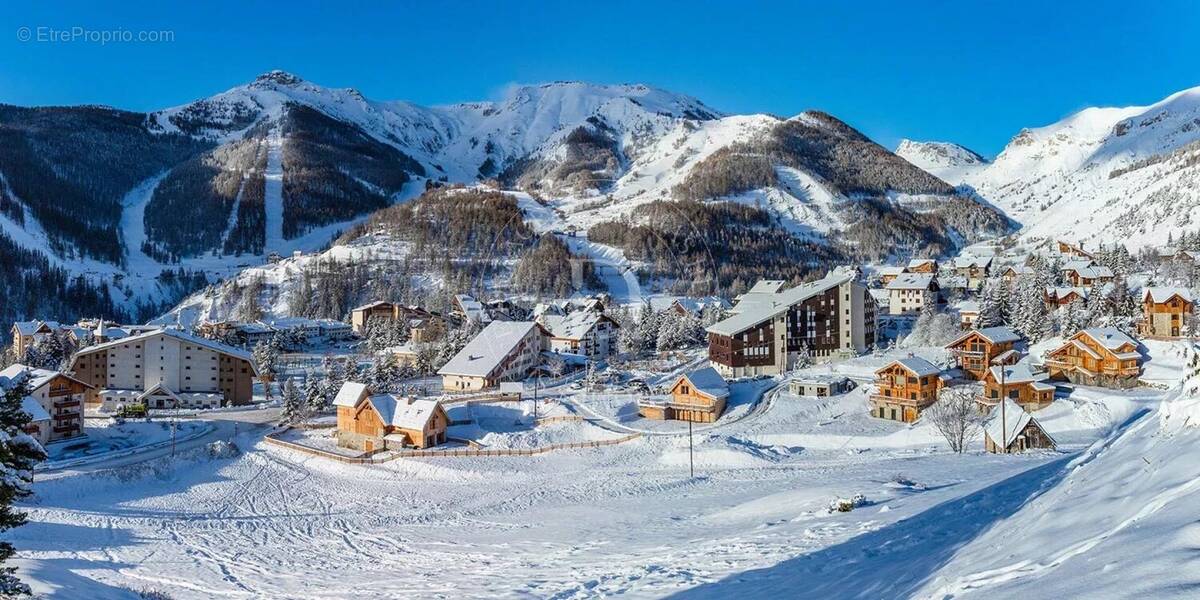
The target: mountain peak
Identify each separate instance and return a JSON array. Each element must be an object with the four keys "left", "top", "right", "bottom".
[
  {"left": 896, "top": 139, "right": 988, "bottom": 169},
  {"left": 253, "top": 70, "right": 305, "bottom": 87}
]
